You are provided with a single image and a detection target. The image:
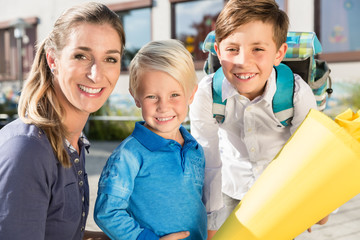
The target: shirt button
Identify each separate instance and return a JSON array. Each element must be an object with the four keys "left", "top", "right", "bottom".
[
  {"left": 82, "top": 196, "right": 85, "bottom": 202},
  {"left": 82, "top": 212, "right": 86, "bottom": 217},
  {"left": 250, "top": 147, "right": 255, "bottom": 152},
  {"left": 247, "top": 128, "right": 252, "bottom": 133},
  {"left": 79, "top": 181, "right": 83, "bottom": 186},
  {"left": 74, "top": 158, "right": 80, "bottom": 164},
  {"left": 78, "top": 170, "right": 83, "bottom": 175}
]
